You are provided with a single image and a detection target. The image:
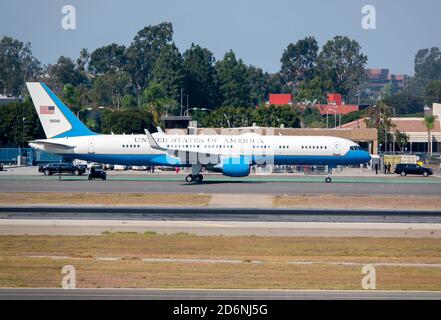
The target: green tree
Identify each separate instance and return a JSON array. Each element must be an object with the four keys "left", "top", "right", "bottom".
[
  {"left": 380, "top": 83, "right": 393, "bottom": 100},
  {"left": 76, "top": 48, "right": 90, "bottom": 72},
  {"left": 394, "top": 130, "right": 409, "bottom": 152},
  {"left": 215, "top": 50, "right": 252, "bottom": 107},
  {"left": 425, "top": 80, "right": 441, "bottom": 105},
  {"left": 280, "top": 37, "right": 319, "bottom": 88},
  {"left": 0, "top": 101, "right": 44, "bottom": 147},
  {"left": 383, "top": 91, "right": 425, "bottom": 116},
  {"left": 89, "top": 43, "right": 126, "bottom": 75},
  {"left": 252, "top": 105, "right": 301, "bottom": 128},
  {"left": 302, "top": 106, "right": 325, "bottom": 128},
  {"left": 204, "top": 106, "right": 252, "bottom": 128},
  {"left": 297, "top": 76, "right": 332, "bottom": 104},
  {"left": 49, "top": 56, "right": 86, "bottom": 88},
  {"left": 142, "top": 82, "right": 175, "bottom": 124},
  {"left": 60, "top": 83, "right": 92, "bottom": 116},
  {"left": 415, "top": 47, "right": 441, "bottom": 81},
  {"left": 92, "top": 71, "right": 131, "bottom": 109},
  {"left": 62, "top": 84, "right": 78, "bottom": 111},
  {"left": 248, "top": 66, "right": 272, "bottom": 106},
  {"left": 365, "top": 101, "right": 395, "bottom": 152},
  {"left": 152, "top": 43, "right": 184, "bottom": 102},
  {"left": 316, "top": 36, "right": 368, "bottom": 98},
  {"left": 125, "top": 22, "right": 174, "bottom": 104},
  {"left": 100, "top": 109, "right": 155, "bottom": 134},
  {"left": 341, "top": 109, "right": 366, "bottom": 125},
  {"left": 0, "top": 36, "right": 41, "bottom": 97},
  {"left": 183, "top": 44, "right": 219, "bottom": 109},
  {"left": 121, "top": 94, "right": 138, "bottom": 109},
  {"left": 423, "top": 115, "right": 437, "bottom": 157}
]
